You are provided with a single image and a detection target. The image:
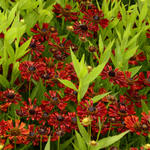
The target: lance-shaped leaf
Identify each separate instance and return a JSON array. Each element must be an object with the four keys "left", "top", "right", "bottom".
[
  {"left": 77, "top": 117, "right": 90, "bottom": 144},
  {"left": 0, "top": 75, "right": 10, "bottom": 88},
  {"left": 92, "top": 92, "right": 111, "bottom": 103},
  {"left": 58, "top": 79, "right": 78, "bottom": 91},
  {"left": 128, "top": 66, "right": 142, "bottom": 78},
  {"left": 75, "top": 131, "right": 87, "bottom": 150},
  {"left": 92, "top": 130, "right": 129, "bottom": 150},
  {"left": 141, "top": 100, "right": 149, "bottom": 115},
  {"left": 44, "top": 136, "right": 51, "bottom": 150},
  {"left": 70, "top": 49, "right": 80, "bottom": 78},
  {"left": 83, "top": 62, "right": 106, "bottom": 86}
]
